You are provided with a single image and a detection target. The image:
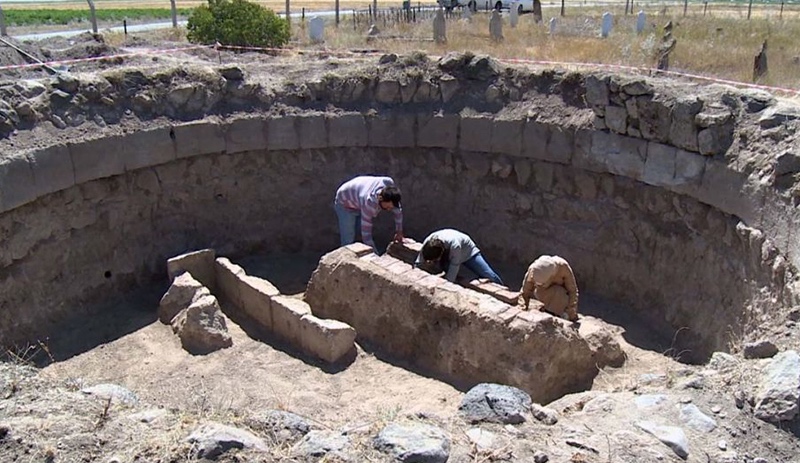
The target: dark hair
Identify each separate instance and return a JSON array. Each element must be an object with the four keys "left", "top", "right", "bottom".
[
  {"left": 421, "top": 238, "right": 445, "bottom": 261},
  {"left": 379, "top": 186, "right": 402, "bottom": 208}
]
